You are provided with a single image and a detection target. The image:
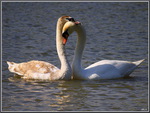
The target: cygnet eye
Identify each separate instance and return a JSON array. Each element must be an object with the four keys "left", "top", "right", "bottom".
[{"left": 66, "top": 17, "right": 75, "bottom": 22}]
